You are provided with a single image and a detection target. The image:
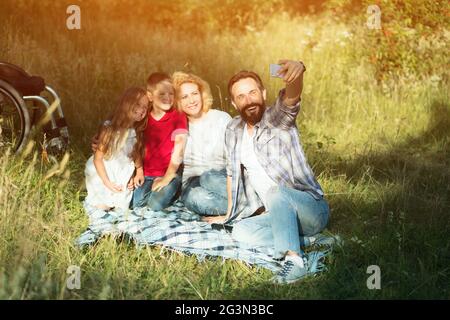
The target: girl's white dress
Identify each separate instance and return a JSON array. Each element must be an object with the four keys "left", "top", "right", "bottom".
[{"left": 84, "top": 129, "right": 136, "bottom": 210}]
